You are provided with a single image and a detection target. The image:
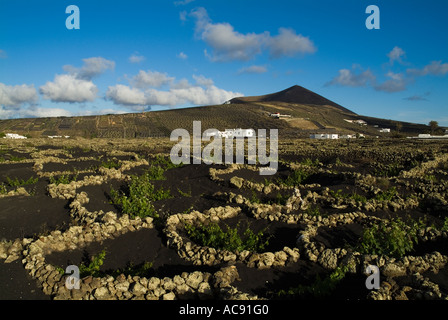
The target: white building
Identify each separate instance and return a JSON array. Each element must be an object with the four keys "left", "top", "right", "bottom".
[
  {"left": 344, "top": 119, "right": 367, "bottom": 126},
  {"left": 3, "top": 133, "right": 27, "bottom": 139},
  {"left": 269, "top": 113, "right": 291, "bottom": 118},
  {"left": 205, "top": 128, "right": 255, "bottom": 139},
  {"left": 379, "top": 128, "right": 390, "bottom": 133},
  {"left": 340, "top": 134, "right": 356, "bottom": 139},
  {"left": 310, "top": 133, "right": 339, "bottom": 139}
]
